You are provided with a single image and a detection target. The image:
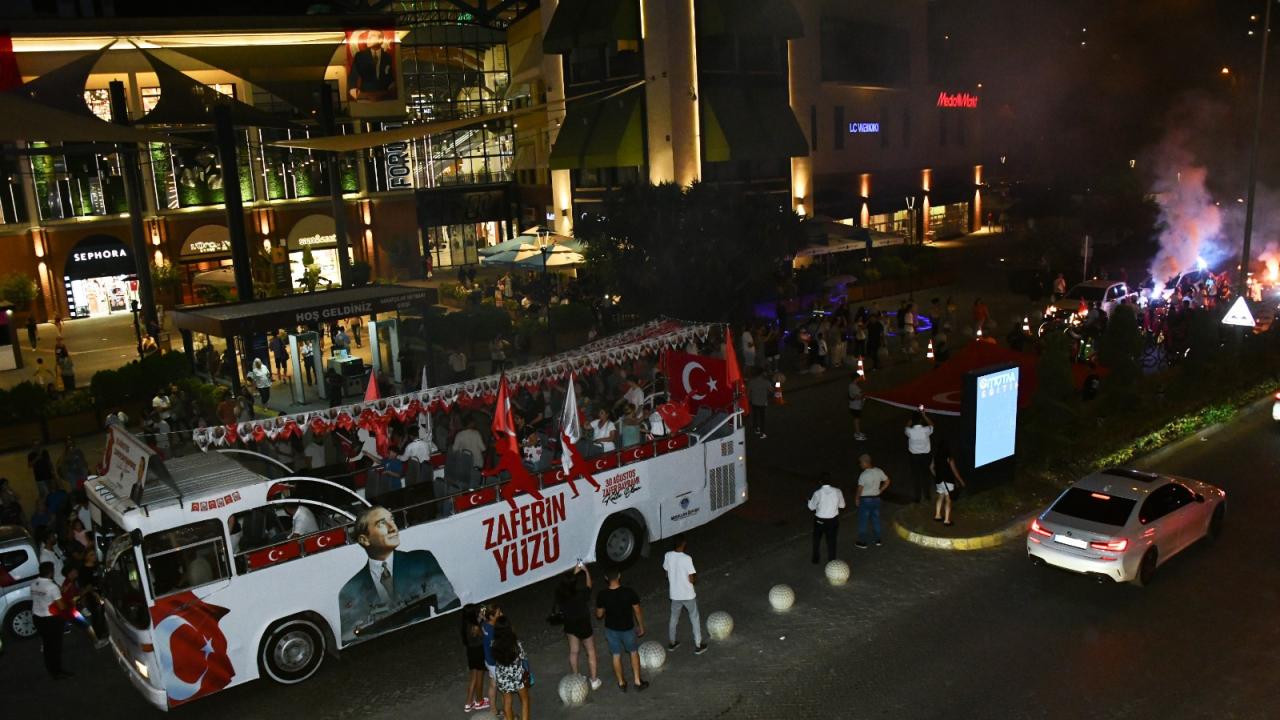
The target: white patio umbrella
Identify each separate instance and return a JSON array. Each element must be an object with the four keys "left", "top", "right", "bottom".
[
  {"left": 480, "top": 243, "right": 542, "bottom": 265},
  {"left": 512, "top": 243, "right": 584, "bottom": 270}
]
